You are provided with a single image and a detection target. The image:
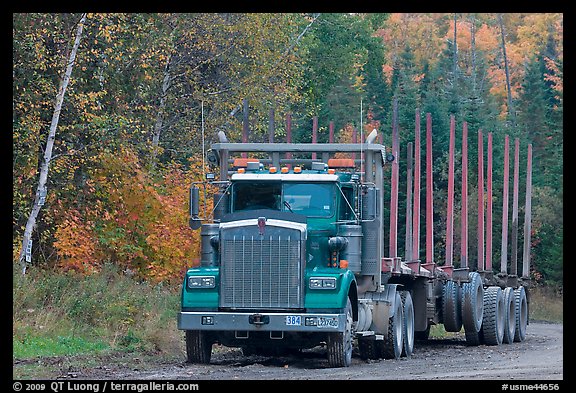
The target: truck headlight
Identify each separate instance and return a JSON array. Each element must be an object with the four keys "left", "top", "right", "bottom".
[
  {"left": 188, "top": 276, "right": 215, "bottom": 289},
  {"left": 309, "top": 277, "right": 337, "bottom": 289}
]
